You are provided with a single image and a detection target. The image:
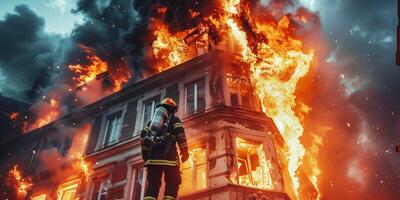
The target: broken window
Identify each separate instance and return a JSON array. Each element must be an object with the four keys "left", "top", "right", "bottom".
[
  {"left": 91, "top": 178, "right": 109, "bottom": 200},
  {"left": 104, "top": 112, "right": 122, "bottom": 145},
  {"left": 57, "top": 181, "right": 79, "bottom": 200},
  {"left": 130, "top": 167, "right": 146, "bottom": 200},
  {"left": 142, "top": 97, "right": 160, "bottom": 128},
  {"left": 186, "top": 79, "right": 205, "bottom": 114},
  {"left": 180, "top": 147, "right": 207, "bottom": 195},
  {"left": 235, "top": 137, "right": 273, "bottom": 190},
  {"left": 226, "top": 73, "right": 255, "bottom": 110}
]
